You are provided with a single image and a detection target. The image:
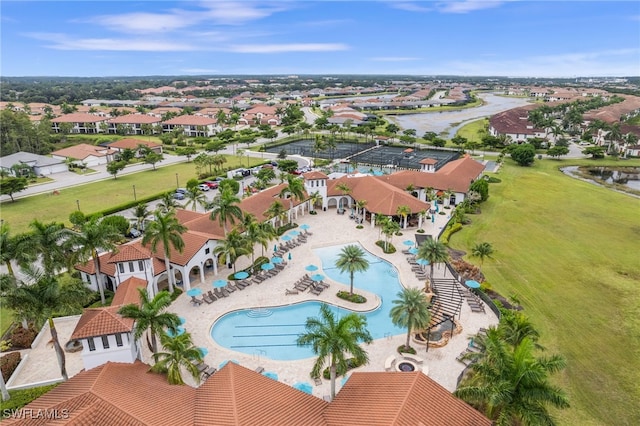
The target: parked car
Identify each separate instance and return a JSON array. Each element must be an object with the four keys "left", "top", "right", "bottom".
[
  {"left": 234, "top": 169, "right": 251, "bottom": 177},
  {"left": 127, "top": 227, "right": 142, "bottom": 238},
  {"left": 204, "top": 181, "right": 219, "bottom": 189},
  {"left": 173, "top": 192, "right": 186, "bottom": 200},
  {"left": 198, "top": 184, "right": 210, "bottom": 191},
  {"left": 291, "top": 169, "right": 303, "bottom": 175},
  {"left": 270, "top": 161, "right": 278, "bottom": 167},
  {"left": 176, "top": 188, "right": 188, "bottom": 194}
]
